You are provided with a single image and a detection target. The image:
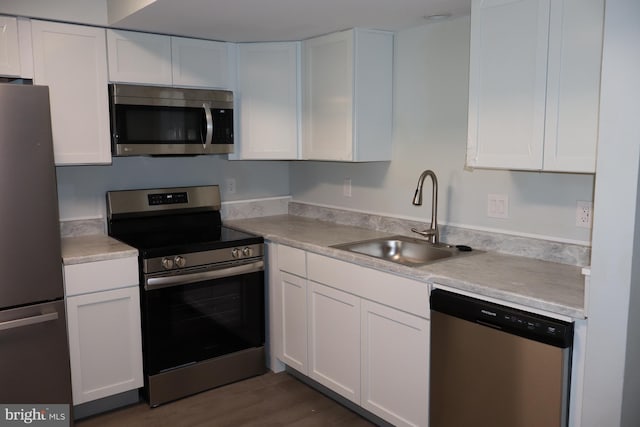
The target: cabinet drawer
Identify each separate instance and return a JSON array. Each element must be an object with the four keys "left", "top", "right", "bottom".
[
  {"left": 307, "top": 253, "right": 429, "bottom": 318},
  {"left": 64, "top": 257, "right": 138, "bottom": 296},
  {"left": 278, "top": 245, "right": 307, "bottom": 277}
]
